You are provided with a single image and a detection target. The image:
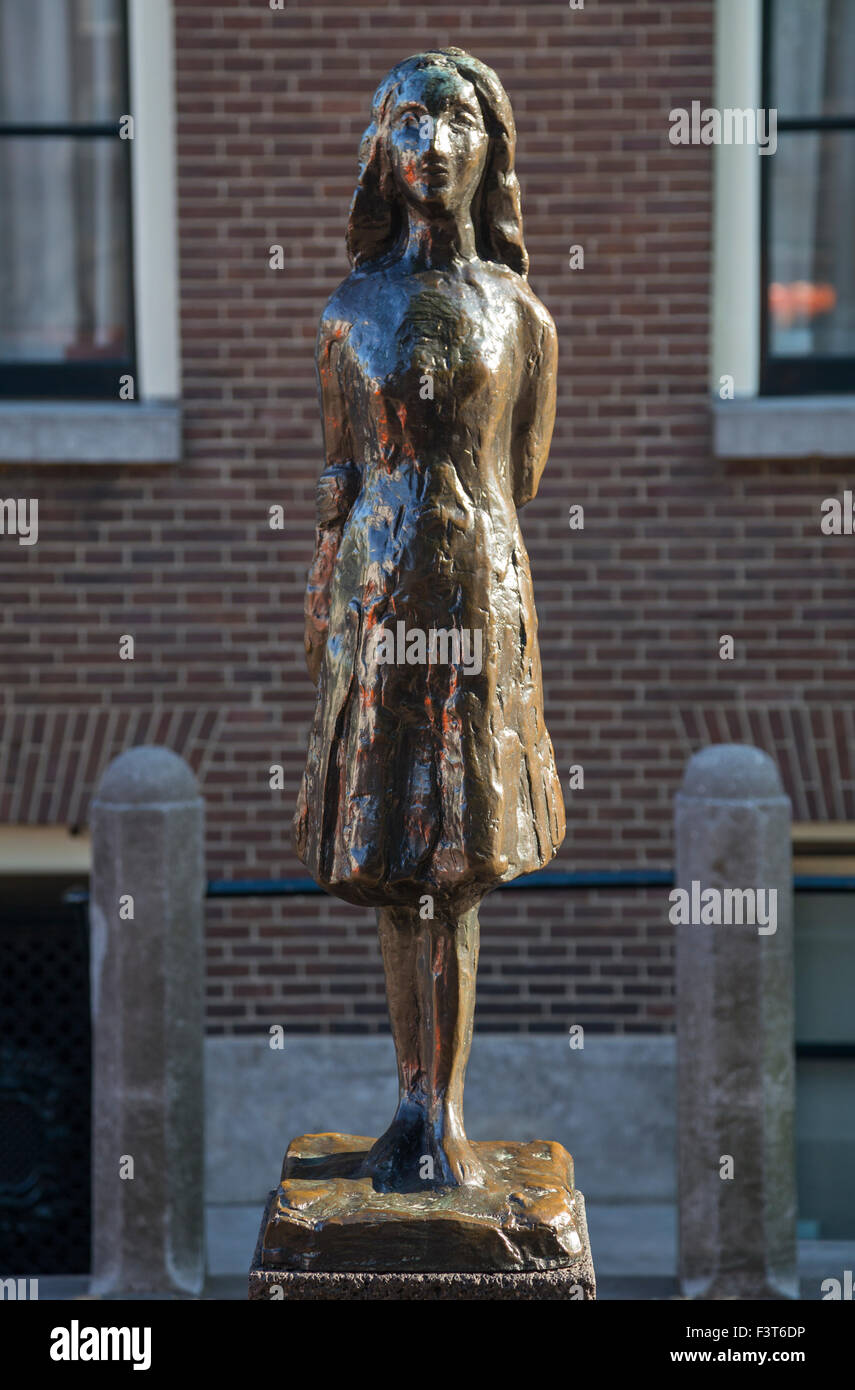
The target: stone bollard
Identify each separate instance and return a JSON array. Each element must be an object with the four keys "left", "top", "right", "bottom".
[
  {"left": 89, "top": 746, "right": 205, "bottom": 1296},
  {"left": 674, "top": 744, "right": 796, "bottom": 1300}
]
